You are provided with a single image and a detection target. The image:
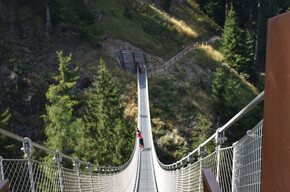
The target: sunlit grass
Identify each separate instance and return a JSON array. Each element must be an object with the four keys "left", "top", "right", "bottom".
[
  {"left": 149, "top": 5, "right": 198, "bottom": 38},
  {"left": 199, "top": 45, "right": 224, "bottom": 62}
]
